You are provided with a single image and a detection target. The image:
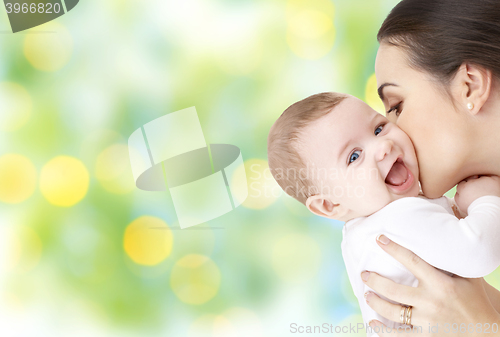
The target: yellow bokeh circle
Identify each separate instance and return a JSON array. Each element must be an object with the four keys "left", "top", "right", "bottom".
[
  {"left": 95, "top": 144, "right": 135, "bottom": 195},
  {"left": 123, "top": 216, "right": 173, "bottom": 266},
  {"left": 0, "top": 82, "right": 32, "bottom": 132},
  {"left": 40, "top": 156, "right": 89, "bottom": 207},
  {"left": 286, "top": 0, "right": 336, "bottom": 60},
  {"left": 288, "top": 10, "right": 333, "bottom": 39},
  {"left": 170, "top": 254, "right": 220, "bottom": 305},
  {"left": 233, "top": 159, "right": 280, "bottom": 210},
  {"left": 23, "top": 22, "right": 73, "bottom": 72},
  {"left": 0, "top": 154, "right": 37, "bottom": 204},
  {"left": 365, "top": 73, "right": 386, "bottom": 115},
  {"left": 272, "top": 233, "right": 322, "bottom": 282}
]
